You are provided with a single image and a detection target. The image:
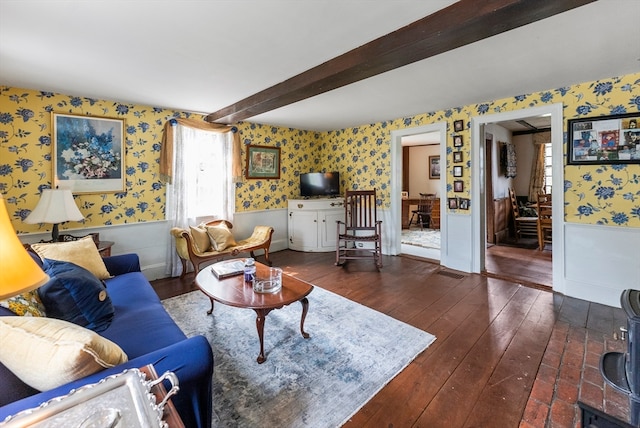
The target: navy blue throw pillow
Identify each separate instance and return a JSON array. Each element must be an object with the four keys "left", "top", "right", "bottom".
[{"left": 38, "top": 259, "right": 114, "bottom": 332}]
